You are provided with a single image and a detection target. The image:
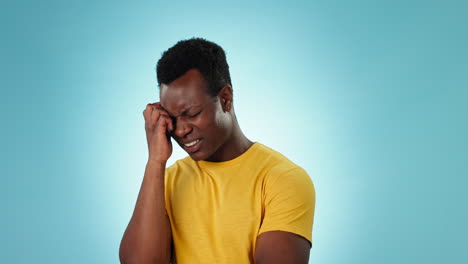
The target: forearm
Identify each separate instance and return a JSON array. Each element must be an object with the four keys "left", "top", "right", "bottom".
[{"left": 119, "top": 160, "right": 172, "bottom": 264}]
